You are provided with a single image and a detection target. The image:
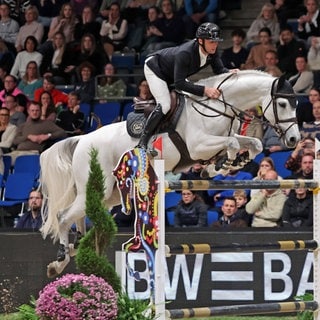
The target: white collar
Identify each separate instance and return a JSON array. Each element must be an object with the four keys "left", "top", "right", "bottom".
[{"left": 199, "top": 46, "right": 207, "bottom": 67}]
